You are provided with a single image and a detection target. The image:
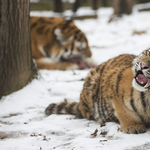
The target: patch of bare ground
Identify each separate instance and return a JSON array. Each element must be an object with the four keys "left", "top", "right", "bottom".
[
  {"left": 2, "top": 113, "right": 22, "bottom": 118},
  {"left": 0, "top": 135, "right": 8, "bottom": 140},
  {"left": 91, "top": 129, "right": 98, "bottom": 138},
  {"left": 46, "top": 131, "right": 65, "bottom": 136},
  {"left": 0, "top": 131, "right": 28, "bottom": 139},
  {"left": 50, "top": 143, "right": 72, "bottom": 150},
  {"left": 132, "top": 30, "right": 147, "bottom": 35},
  {"left": 89, "top": 126, "right": 121, "bottom": 143},
  {"left": 0, "top": 120, "right": 13, "bottom": 125}
]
